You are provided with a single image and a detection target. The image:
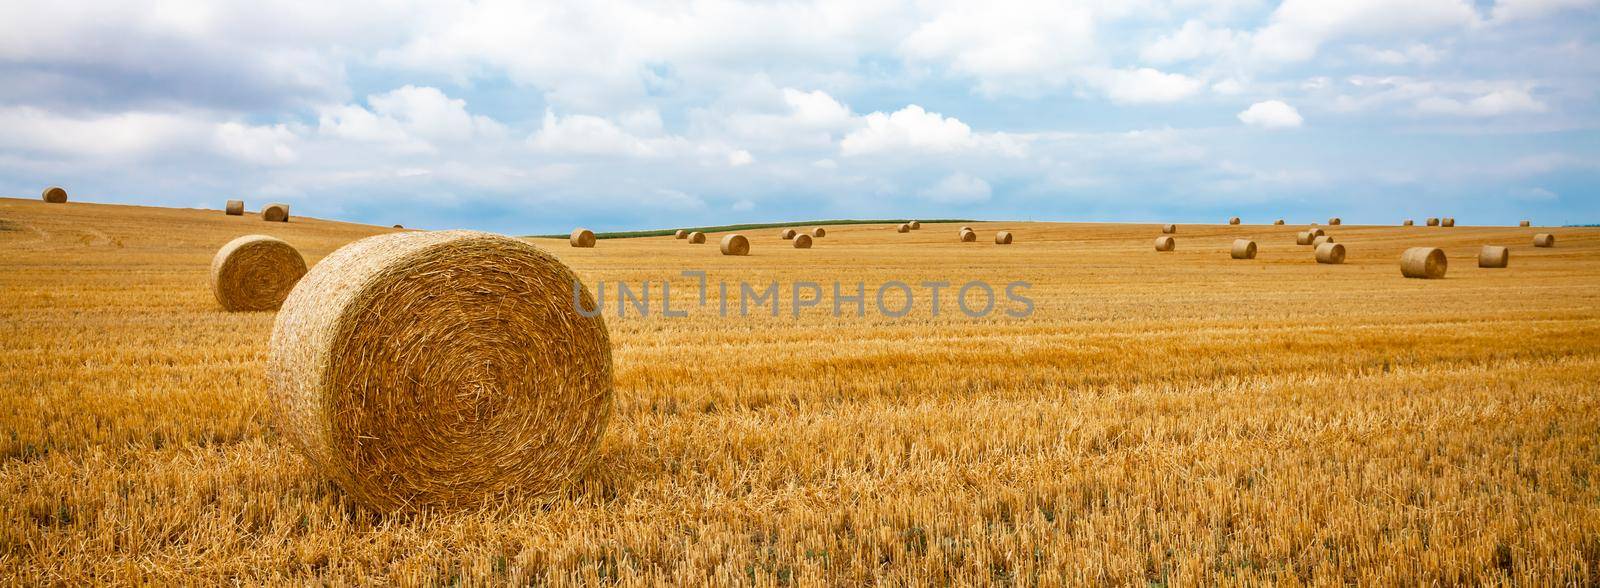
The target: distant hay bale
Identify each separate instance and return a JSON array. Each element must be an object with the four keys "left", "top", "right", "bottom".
[
  {"left": 1309, "top": 228, "right": 1325, "bottom": 238},
  {"left": 674, "top": 229, "right": 688, "bottom": 239},
  {"left": 210, "top": 235, "right": 307, "bottom": 311},
  {"left": 1427, "top": 217, "right": 1440, "bottom": 226},
  {"left": 995, "top": 231, "right": 1013, "bottom": 245},
  {"left": 909, "top": 220, "right": 922, "bottom": 230},
  {"left": 810, "top": 227, "right": 825, "bottom": 238},
  {"left": 1401, "top": 247, "right": 1447, "bottom": 278},
  {"left": 267, "top": 230, "right": 611, "bottom": 513},
  {"left": 1315, "top": 243, "right": 1346, "bottom": 265},
  {"left": 1313, "top": 235, "right": 1335, "bottom": 247},
  {"left": 1229, "top": 217, "right": 1241, "bottom": 225},
  {"left": 1442, "top": 217, "right": 1456, "bottom": 227},
  {"left": 959, "top": 229, "right": 976, "bottom": 242},
  {"left": 793, "top": 234, "right": 813, "bottom": 249},
  {"left": 1479, "top": 245, "right": 1509, "bottom": 268},
  {"left": 688, "top": 232, "right": 706, "bottom": 244},
  {"left": 720, "top": 233, "right": 750, "bottom": 255},
  {"left": 1154, "top": 236, "right": 1175, "bottom": 252},
  {"left": 1231, "top": 239, "right": 1257, "bottom": 259},
  {"left": 1162, "top": 224, "right": 1176, "bottom": 234},
  {"left": 393, "top": 224, "right": 404, "bottom": 229},
  {"left": 1296, "top": 231, "right": 1314, "bottom": 245},
  {"left": 897, "top": 223, "right": 911, "bottom": 233},
  {"left": 570, "top": 228, "right": 596, "bottom": 248},
  {"left": 1519, "top": 220, "right": 1530, "bottom": 227},
  {"left": 1273, "top": 219, "right": 1285, "bottom": 225},
  {"left": 780, "top": 228, "right": 797, "bottom": 240},
  {"left": 226, "top": 200, "right": 245, "bottom": 215},
  {"left": 1329, "top": 217, "right": 1341, "bottom": 225},
  {"left": 960, "top": 226, "right": 973, "bottom": 232},
  {"left": 42, "top": 186, "right": 67, "bottom": 203},
  {"left": 1534, "top": 233, "right": 1555, "bottom": 248},
  {"left": 263, "top": 203, "right": 290, "bottom": 222},
  {"left": 1403, "top": 219, "right": 1414, "bottom": 226}
]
